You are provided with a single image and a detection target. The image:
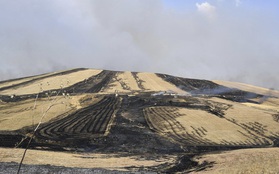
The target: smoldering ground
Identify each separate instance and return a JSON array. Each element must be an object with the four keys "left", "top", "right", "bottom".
[{"left": 0, "top": 0, "right": 278, "bottom": 89}]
